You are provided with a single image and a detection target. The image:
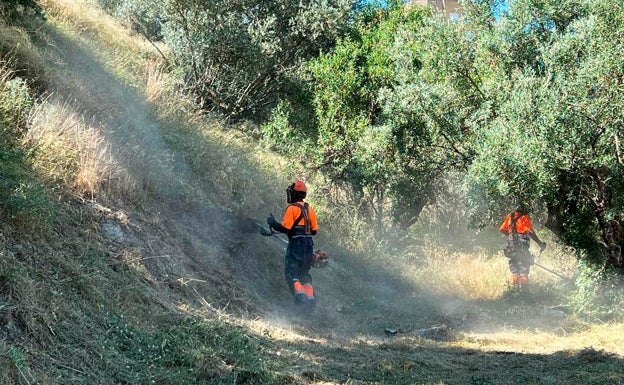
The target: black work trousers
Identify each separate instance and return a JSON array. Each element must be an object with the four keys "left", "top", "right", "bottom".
[{"left": 284, "top": 236, "right": 314, "bottom": 294}]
